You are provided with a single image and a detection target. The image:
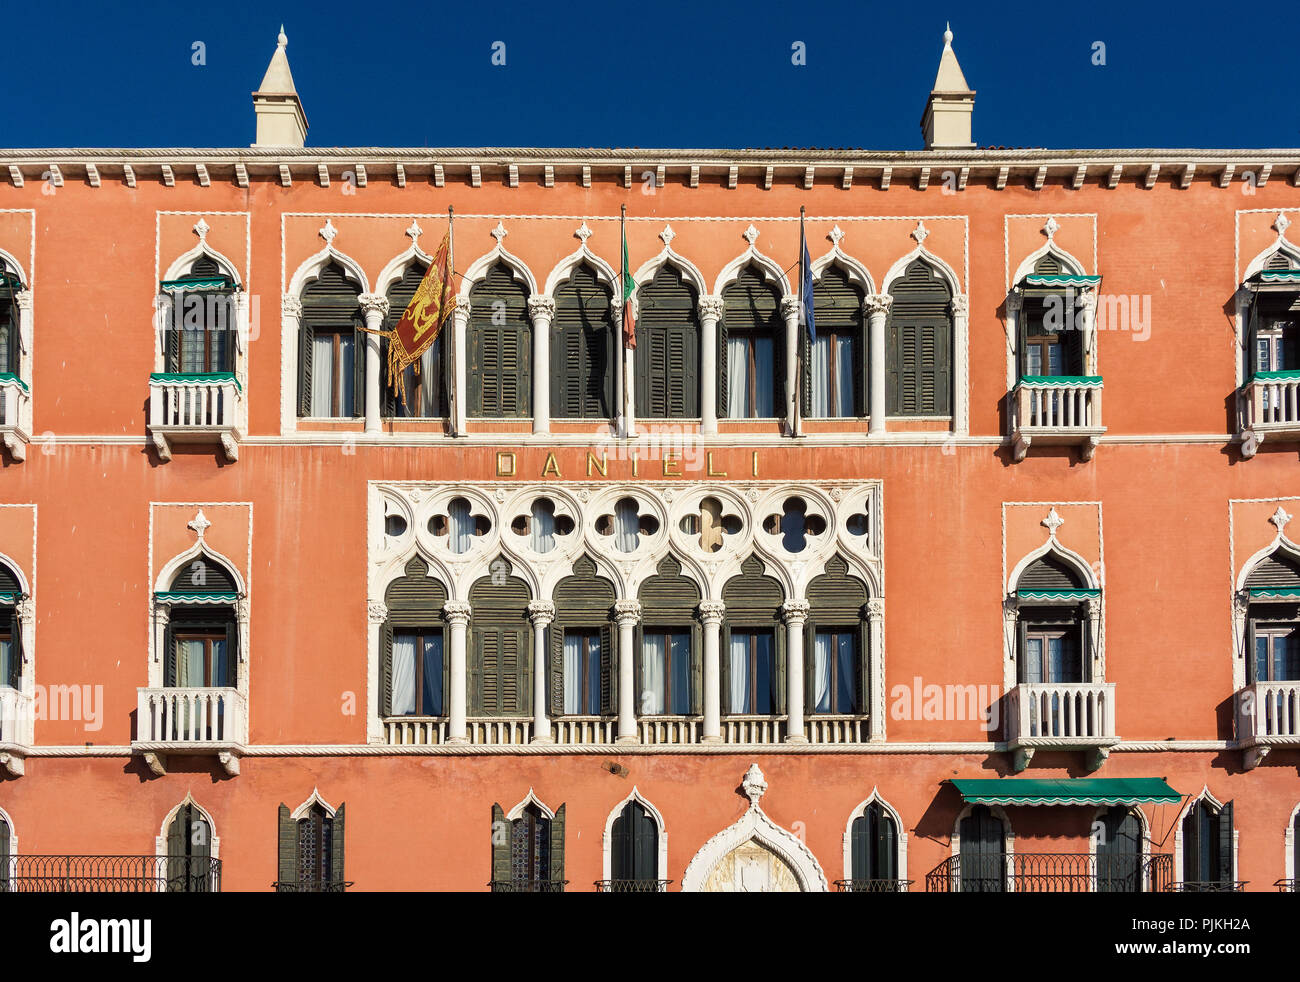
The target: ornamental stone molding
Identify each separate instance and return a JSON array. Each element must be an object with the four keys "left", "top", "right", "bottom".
[
  {"left": 863, "top": 294, "right": 893, "bottom": 317},
  {"left": 527, "top": 295, "right": 557, "bottom": 320},
  {"left": 14, "top": 290, "right": 32, "bottom": 311},
  {"left": 1005, "top": 292, "right": 1023, "bottom": 313},
  {"left": 281, "top": 296, "right": 303, "bottom": 318},
  {"left": 614, "top": 600, "right": 643, "bottom": 625},
  {"left": 781, "top": 600, "right": 811, "bottom": 623},
  {"left": 367, "top": 601, "right": 389, "bottom": 624},
  {"left": 698, "top": 295, "right": 725, "bottom": 320},
  {"left": 866, "top": 598, "right": 885, "bottom": 620},
  {"left": 526, "top": 600, "right": 556, "bottom": 624},
  {"left": 369, "top": 480, "right": 883, "bottom": 607},
  {"left": 949, "top": 295, "right": 969, "bottom": 317},
  {"left": 442, "top": 601, "right": 472, "bottom": 625},
  {"left": 358, "top": 293, "right": 390, "bottom": 317},
  {"left": 680, "top": 764, "right": 829, "bottom": 893},
  {"left": 698, "top": 600, "right": 726, "bottom": 624}
]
